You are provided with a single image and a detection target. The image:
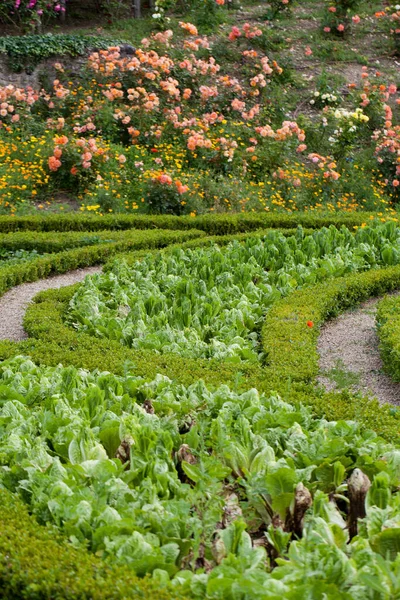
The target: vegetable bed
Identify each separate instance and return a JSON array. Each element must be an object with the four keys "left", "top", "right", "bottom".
[
  {"left": 68, "top": 222, "right": 400, "bottom": 362},
  {"left": 2, "top": 356, "right": 400, "bottom": 598}
]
